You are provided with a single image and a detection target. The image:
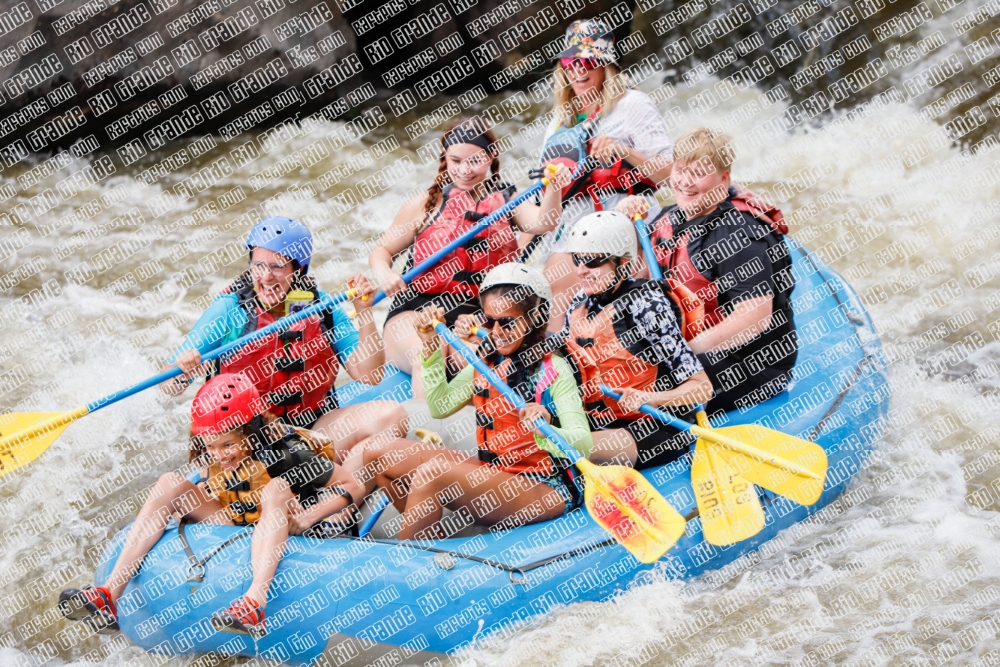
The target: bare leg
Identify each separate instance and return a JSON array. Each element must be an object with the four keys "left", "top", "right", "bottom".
[
  {"left": 312, "top": 401, "right": 409, "bottom": 463},
  {"left": 364, "top": 438, "right": 445, "bottom": 511},
  {"left": 589, "top": 429, "right": 639, "bottom": 467},
  {"left": 383, "top": 312, "right": 427, "bottom": 398},
  {"left": 245, "top": 478, "right": 295, "bottom": 607},
  {"left": 399, "top": 453, "right": 566, "bottom": 540},
  {"left": 544, "top": 253, "right": 583, "bottom": 333},
  {"left": 107, "top": 473, "right": 230, "bottom": 600}
]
